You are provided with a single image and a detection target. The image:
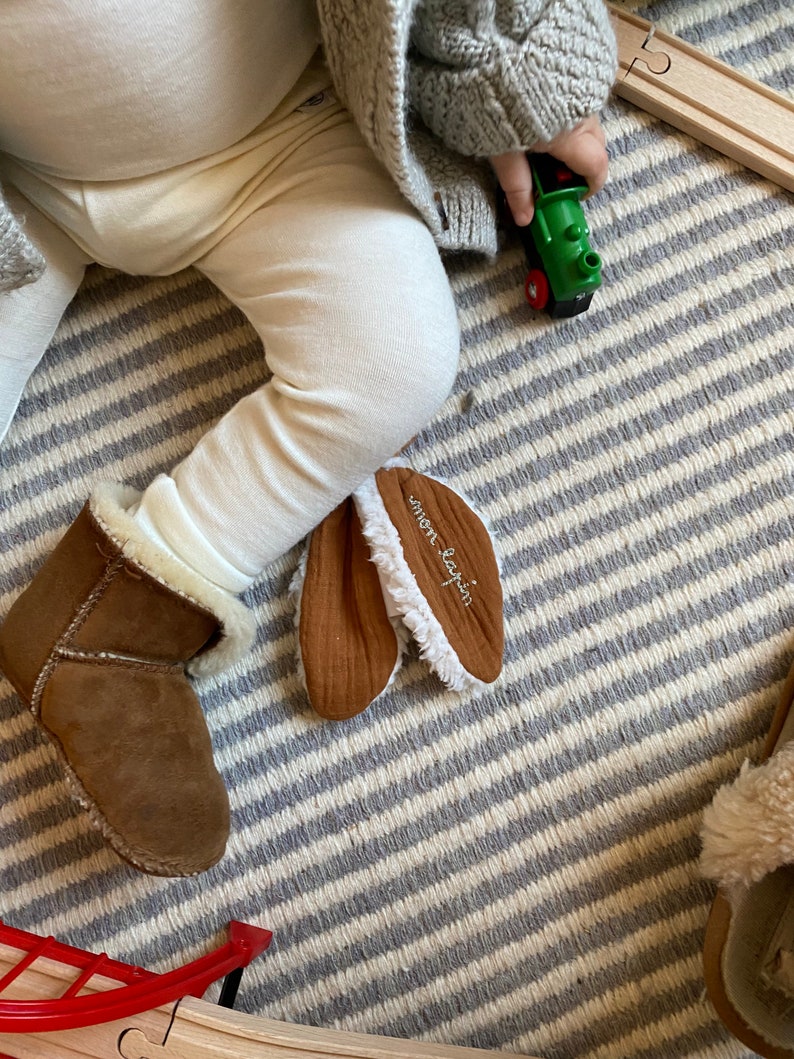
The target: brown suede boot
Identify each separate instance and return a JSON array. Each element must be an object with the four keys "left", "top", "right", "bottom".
[{"left": 0, "top": 483, "right": 255, "bottom": 877}]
